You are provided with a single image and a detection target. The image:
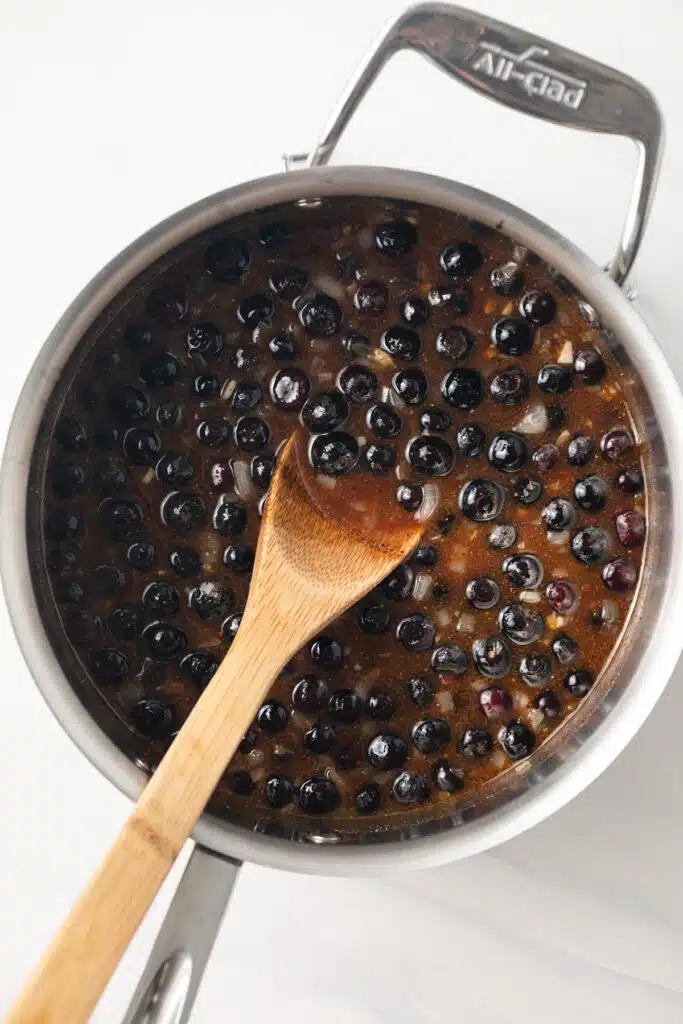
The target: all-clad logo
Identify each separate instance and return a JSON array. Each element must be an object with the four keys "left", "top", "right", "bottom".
[{"left": 471, "top": 42, "right": 587, "bottom": 110}]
